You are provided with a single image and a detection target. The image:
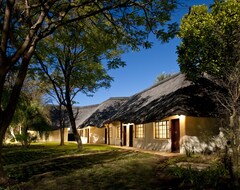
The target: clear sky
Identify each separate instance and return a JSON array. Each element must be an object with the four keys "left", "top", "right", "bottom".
[{"left": 76, "top": 0, "right": 214, "bottom": 106}]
